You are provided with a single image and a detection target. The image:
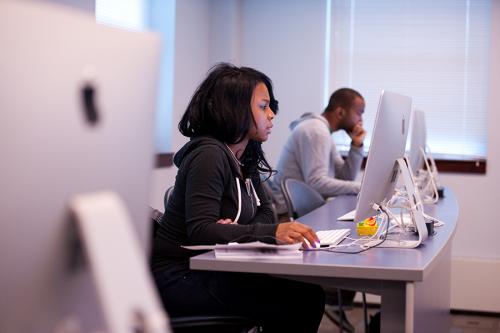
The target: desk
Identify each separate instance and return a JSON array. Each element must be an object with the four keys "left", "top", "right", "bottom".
[{"left": 191, "top": 188, "right": 458, "bottom": 333}]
